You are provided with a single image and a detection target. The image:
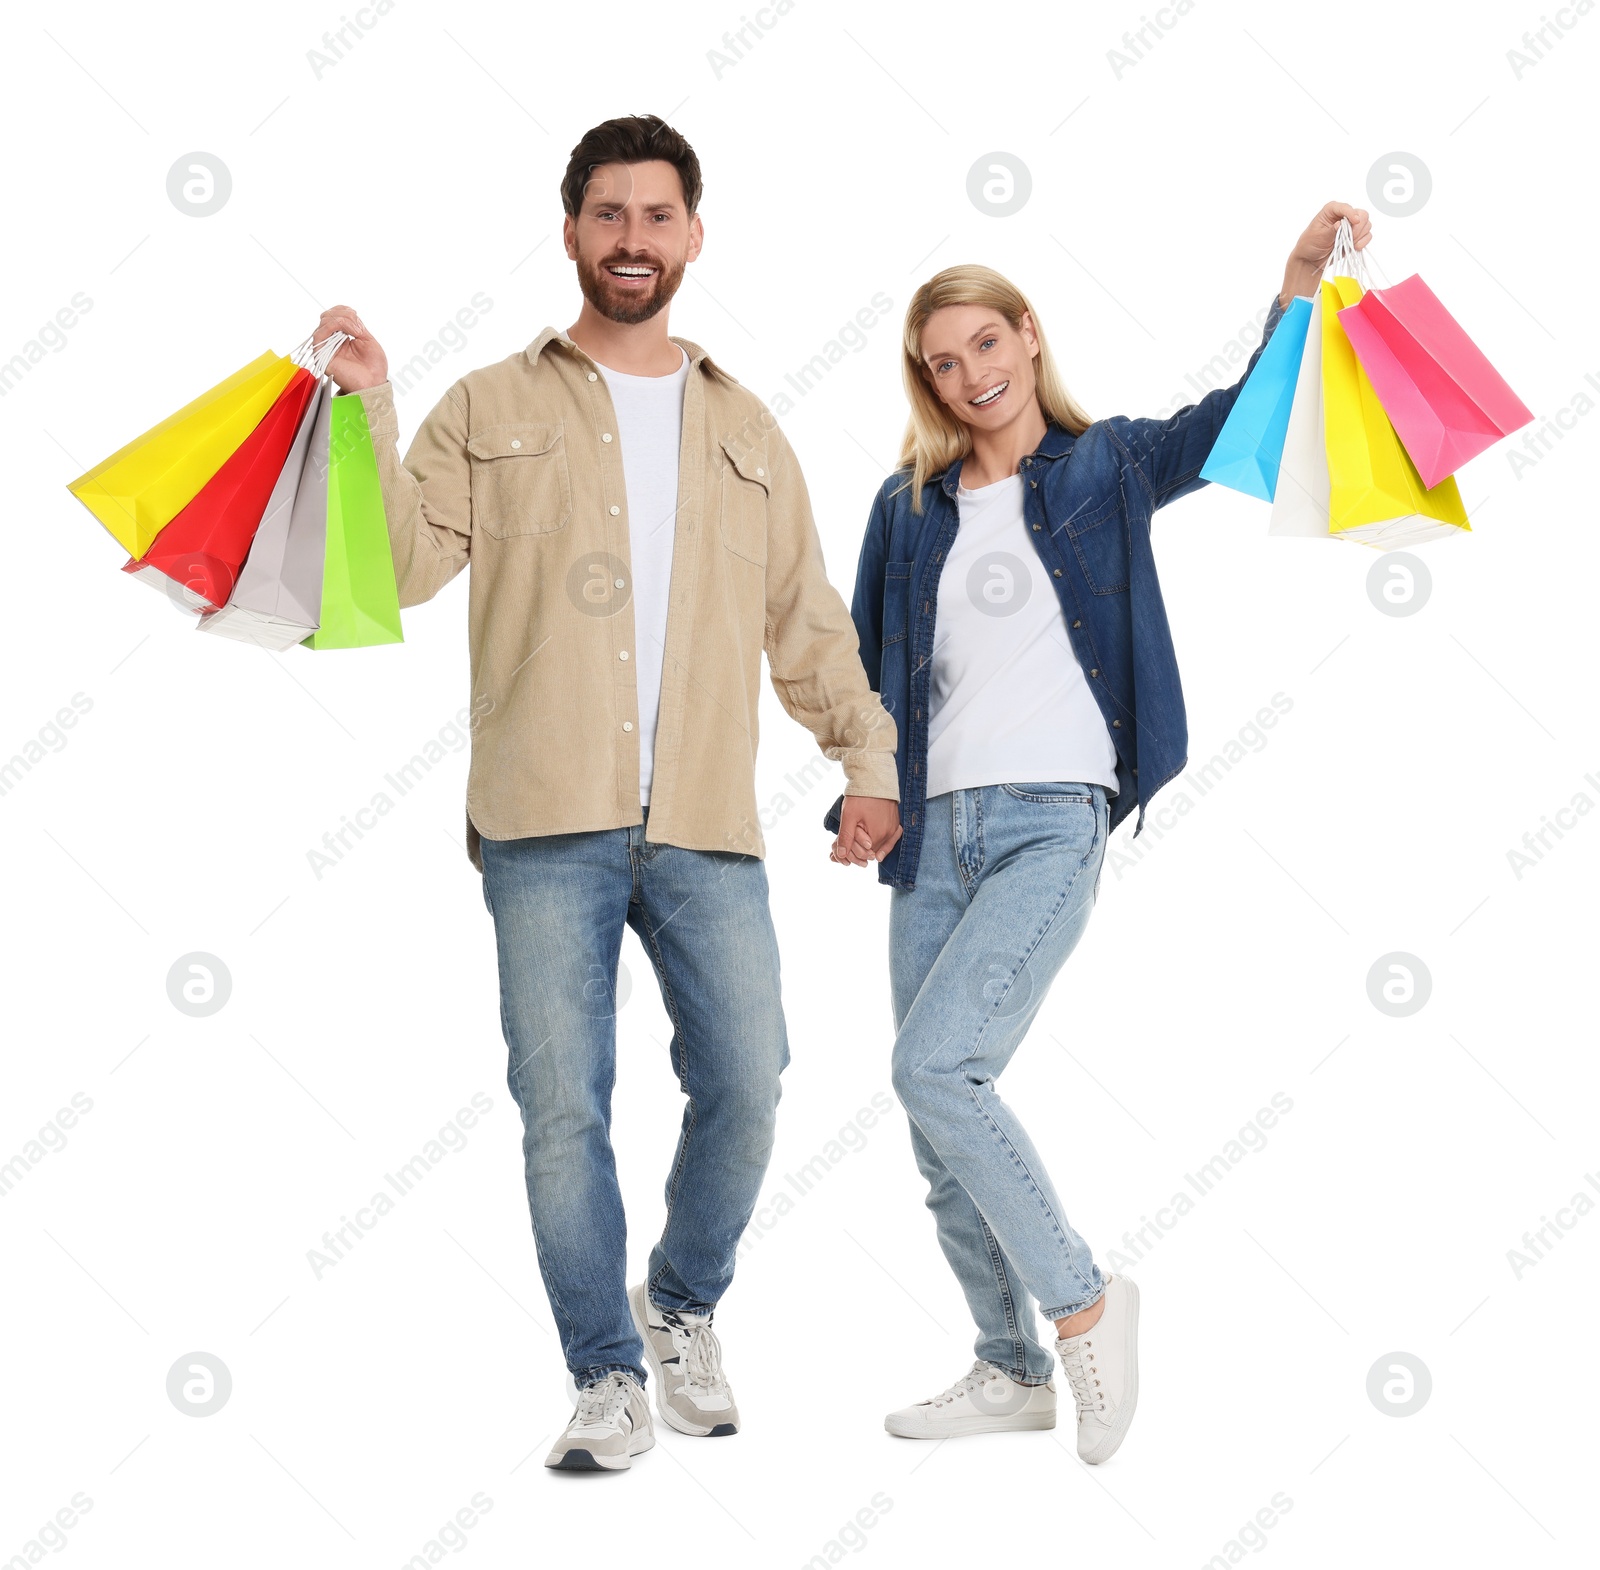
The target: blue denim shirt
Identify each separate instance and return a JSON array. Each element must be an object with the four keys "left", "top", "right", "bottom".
[{"left": 823, "top": 292, "right": 1288, "bottom": 889}]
